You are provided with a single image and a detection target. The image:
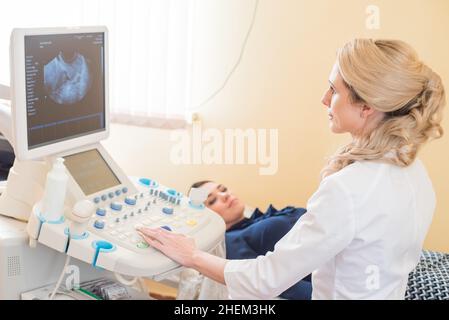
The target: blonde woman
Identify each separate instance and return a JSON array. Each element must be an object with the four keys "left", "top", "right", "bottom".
[{"left": 138, "top": 39, "right": 446, "bottom": 299}]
